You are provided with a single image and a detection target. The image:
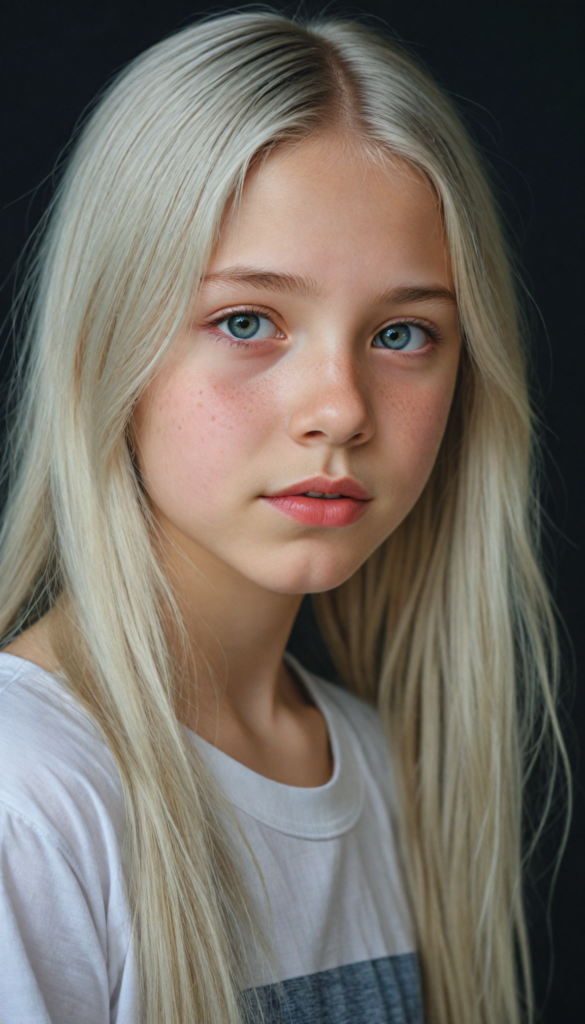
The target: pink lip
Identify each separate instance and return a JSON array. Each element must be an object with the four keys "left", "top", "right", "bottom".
[
  {"left": 261, "top": 476, "right": 372, "bottom": 528},
  {"left": 267, "top": 476, "right": 372, "bottom": 500}
]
